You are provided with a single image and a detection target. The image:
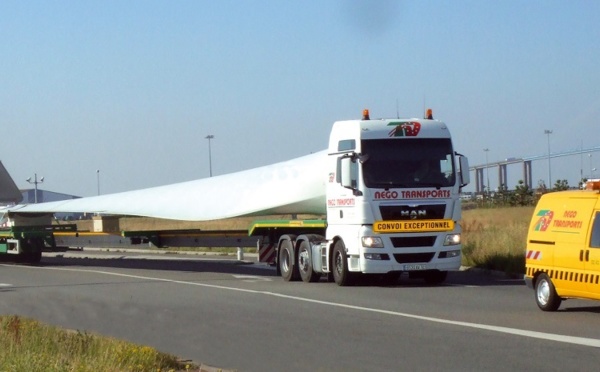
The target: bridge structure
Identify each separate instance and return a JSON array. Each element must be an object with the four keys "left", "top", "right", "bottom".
[{"left": 470, "top": 146, "right": 600, "bottom": 193}]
